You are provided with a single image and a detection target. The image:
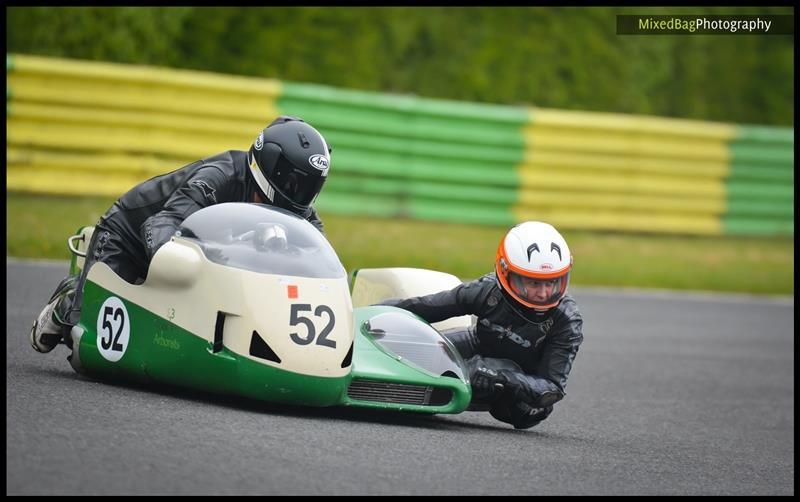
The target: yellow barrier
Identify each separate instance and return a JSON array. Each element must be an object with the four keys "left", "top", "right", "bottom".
[
  {"left": 7, "top": 54, "right": 283, "bottom": 195},
  {"left": 515, "top": 107, "right": 735, "bottom": 235}
]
